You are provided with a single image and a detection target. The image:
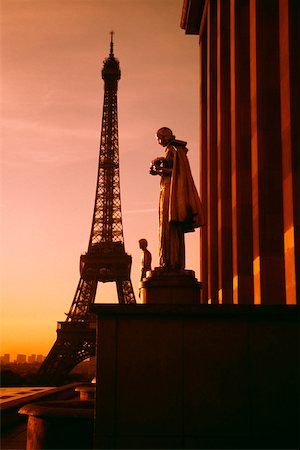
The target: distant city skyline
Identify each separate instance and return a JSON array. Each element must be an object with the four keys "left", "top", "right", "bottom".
[{"left": 1, "top": 353, "right": 46, "bottom": 364}]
